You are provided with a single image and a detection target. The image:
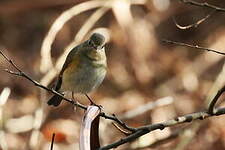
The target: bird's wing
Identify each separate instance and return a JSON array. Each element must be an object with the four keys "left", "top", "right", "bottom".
[{"left": 54, "top": 45, "right": 81, "bottom": 91}]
